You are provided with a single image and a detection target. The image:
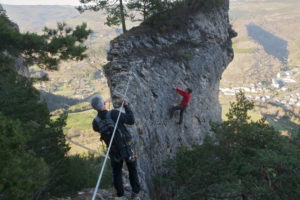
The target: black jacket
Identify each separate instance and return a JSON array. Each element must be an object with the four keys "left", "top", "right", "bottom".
[{"left": 92, "top": 105, "right": 135, "bottom": 138}]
